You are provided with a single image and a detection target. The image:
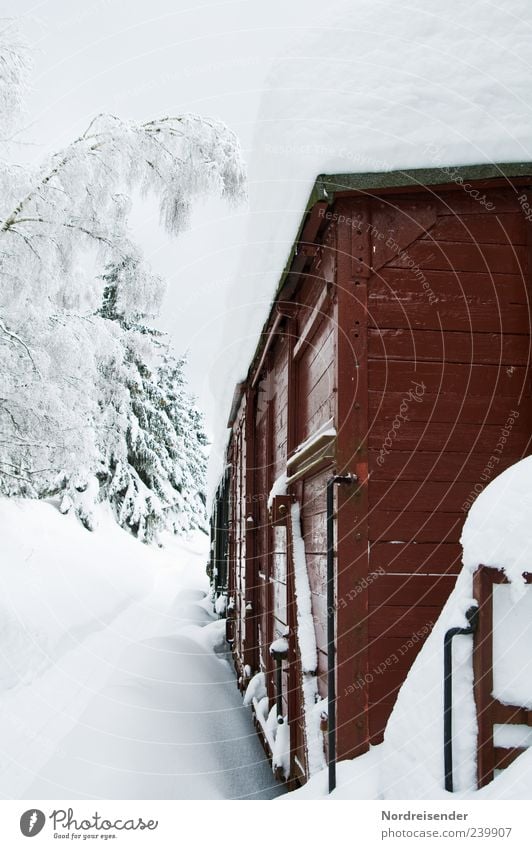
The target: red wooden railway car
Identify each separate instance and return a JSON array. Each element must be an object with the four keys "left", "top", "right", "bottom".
[{"left": 209, "top": 163, "right": 532, "bottom": 788}]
